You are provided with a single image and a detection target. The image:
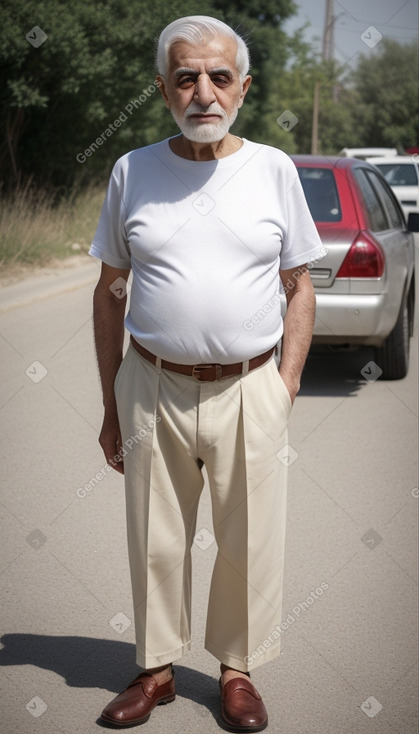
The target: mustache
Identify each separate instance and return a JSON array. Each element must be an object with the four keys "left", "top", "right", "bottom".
[{"left": 185, "top": 102, "right": 227, "bottom": 119}]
